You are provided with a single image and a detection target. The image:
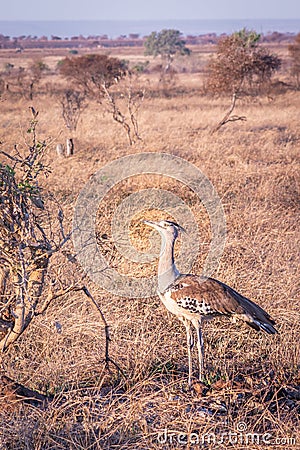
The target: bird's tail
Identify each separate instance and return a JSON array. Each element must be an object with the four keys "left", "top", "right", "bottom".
[
  {"left": 221, "top": 282, "right": 278, "bottom": 334},
  {"left": 245, "top": 314, "right": 277, "bottom": 334}
]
